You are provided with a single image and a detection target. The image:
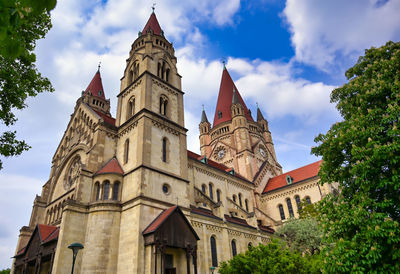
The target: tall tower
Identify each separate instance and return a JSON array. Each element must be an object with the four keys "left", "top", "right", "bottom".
[
  {"left": 113, "top": 12, "right": 190, "bottom": 272},
  {"left": 199, "top": 67, "right": 281, "bottom": 181}
]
